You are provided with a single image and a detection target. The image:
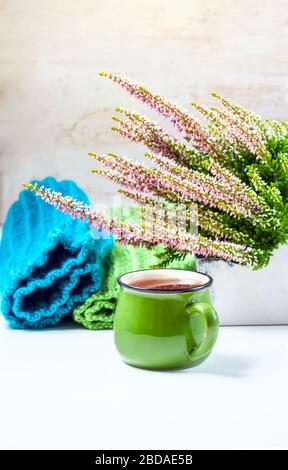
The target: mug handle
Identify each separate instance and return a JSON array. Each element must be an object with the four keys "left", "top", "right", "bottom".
[{"left": 185, "top": 301, "right": 219, "bottom": 360}]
